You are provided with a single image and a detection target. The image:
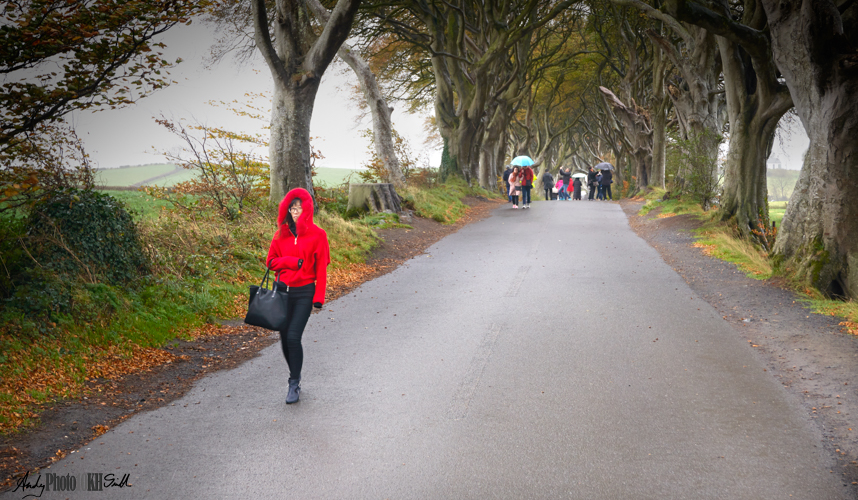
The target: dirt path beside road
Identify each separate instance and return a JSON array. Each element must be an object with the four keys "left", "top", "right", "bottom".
[{"left": 622, "top": 198, "right": 858, "bottom": 492}]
